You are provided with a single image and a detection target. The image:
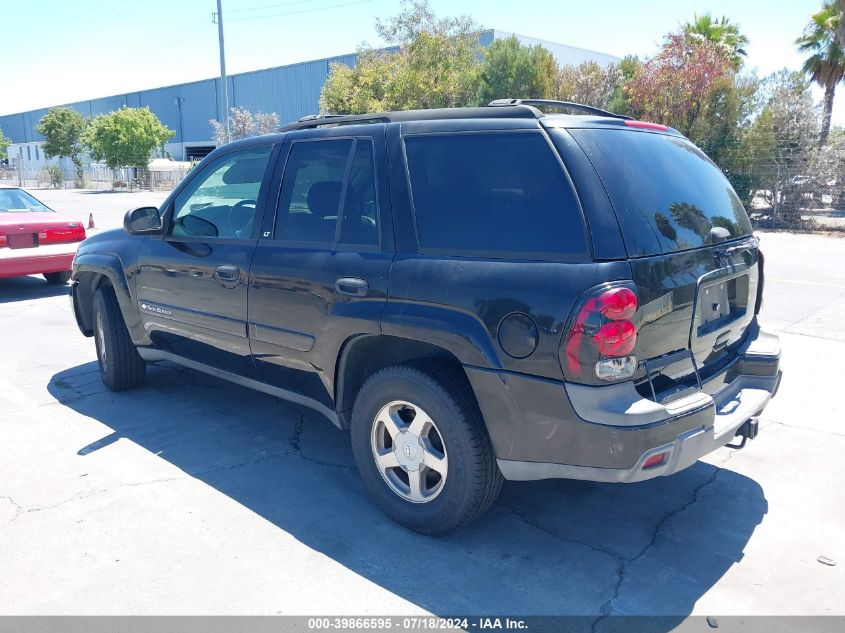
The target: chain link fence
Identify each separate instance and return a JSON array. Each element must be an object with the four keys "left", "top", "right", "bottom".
[{"left": 0, "top": 163, "right": 190, "bottom": 192}]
